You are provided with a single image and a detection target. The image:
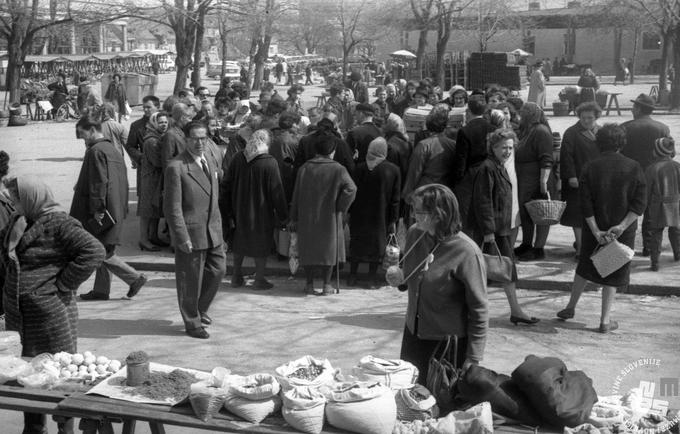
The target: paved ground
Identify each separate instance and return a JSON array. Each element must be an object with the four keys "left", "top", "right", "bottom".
[{"left": 0, "top": 73, "right": 679, "bottom": 433}]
